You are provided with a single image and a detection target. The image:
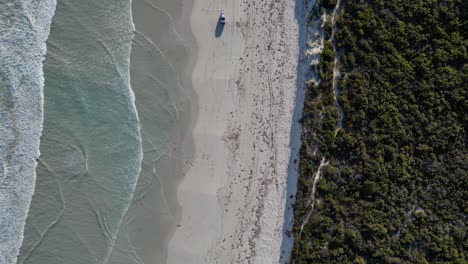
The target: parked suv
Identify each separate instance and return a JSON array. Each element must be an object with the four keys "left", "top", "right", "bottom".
[{"left": 220, "top": 10, "right": 226, "bottom": 24}]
